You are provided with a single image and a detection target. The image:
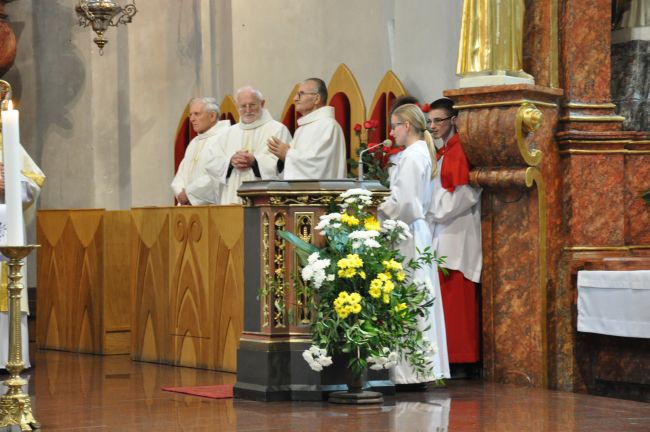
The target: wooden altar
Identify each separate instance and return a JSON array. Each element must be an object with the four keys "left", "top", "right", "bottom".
[{"left": 36, "top": 206, "right": 244, "bottom": 373}]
